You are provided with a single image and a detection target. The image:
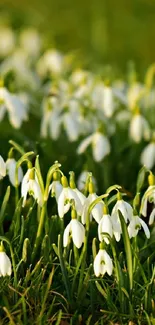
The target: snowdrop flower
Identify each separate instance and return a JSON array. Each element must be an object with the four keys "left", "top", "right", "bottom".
[
  {"left": 92, "top": 83, "right": 115, "bottom": 117},
  {"left": 6, "top": 158, "right": 23, "bottom": 187},
  {"left": 77, "top": 170, "right": 97, "bottom": 192},
  {"left": 49, "top": 171, "right": 63, "bottom": 202},
  {"left": 0, "top": 155, "right": 6, "bottom": 180},
  {"left": 40, "top": 96, "right": 62, "bottom": 140},
  {"left": 0, "top": 49, "right": 39, "bottom": 90},
  {"left": 77, "top": 131, "right": 110, "bottom": 162},
  {"left": 37, "top": 49, "right": 64, "bottom": 77},
  {"left": 0, "top": 26, "right": 15, "bottom": 57},
  {"left": 0, "top": 85, "right": 28, "bottom": 128},
  {"left": 63, "top": 211, "right": 85, "bottom": 248},
  {"left": 111, "top": 195, "right": 133, "bottom": 241},
  {"left": 81, "top": 180, "right": 103, "bottom": 224},
  {"left": 57, "top": 176, "right": 82, "bottom": 218},
  {"left": 94, "top": 246, "right": 113, "bottom": 277},
  {"left": 129, "top": 111, "right": 150, "bottom": 143},
  {"left": 69, "top": 171, "right": 86, "bottom": 206},
  {"left": 98, "top": 209, "right": 113, "bottom": 244},
  {"left": 19, "top": 28, "right": 41, "bottom": 57},
  {"left": 63, "top": 101, "right": 81, "bottom": 141},
  {"left": 102, "top": 85, "right": 115, "bottom": 117},
  {"left": 127, "top": 82, "right": 145, "bottom": 110},
  {"left": 140, "top": 142, "right": 155, "bottom": 169},
  {"left": 112, "top": 196, "right": 133, "bottom": 223},
  {"left": 63, "top": 111, "right": 80, "bottom": 142},
  {"left": 50, "top": 180, "right": 63, "bottom": 202},
  {"left": 70, "top": 69, "right": 89, "bottom": 86},
  {"left": 128, "top": 215, "right": 150, "bottom": 239},
  {"left": 21, "top": 169, "right": 43, "bottom": 207},
  {"left": 82, "top": 193, "right": 103, "bottom": 224},
  {"left": 140, "top": 174, "right": 155, "bottom": 225},
  {"left": 0, "top": 243, "right": 11, "bottom": 276}
]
